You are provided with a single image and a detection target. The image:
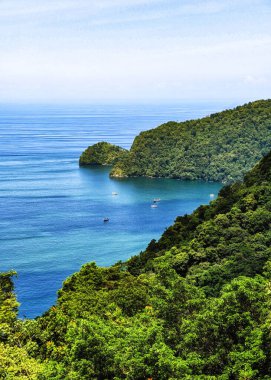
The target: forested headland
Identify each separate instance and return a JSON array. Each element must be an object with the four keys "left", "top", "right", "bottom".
[
  {"left": 81, "top": 99, "right": 271, "bottom": 183},
  {"left": 111, "top": 99, "right": 271, "bottom": 182},
  {"left": 2, "top": 146, "right": 271, "bottom": 378}
]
